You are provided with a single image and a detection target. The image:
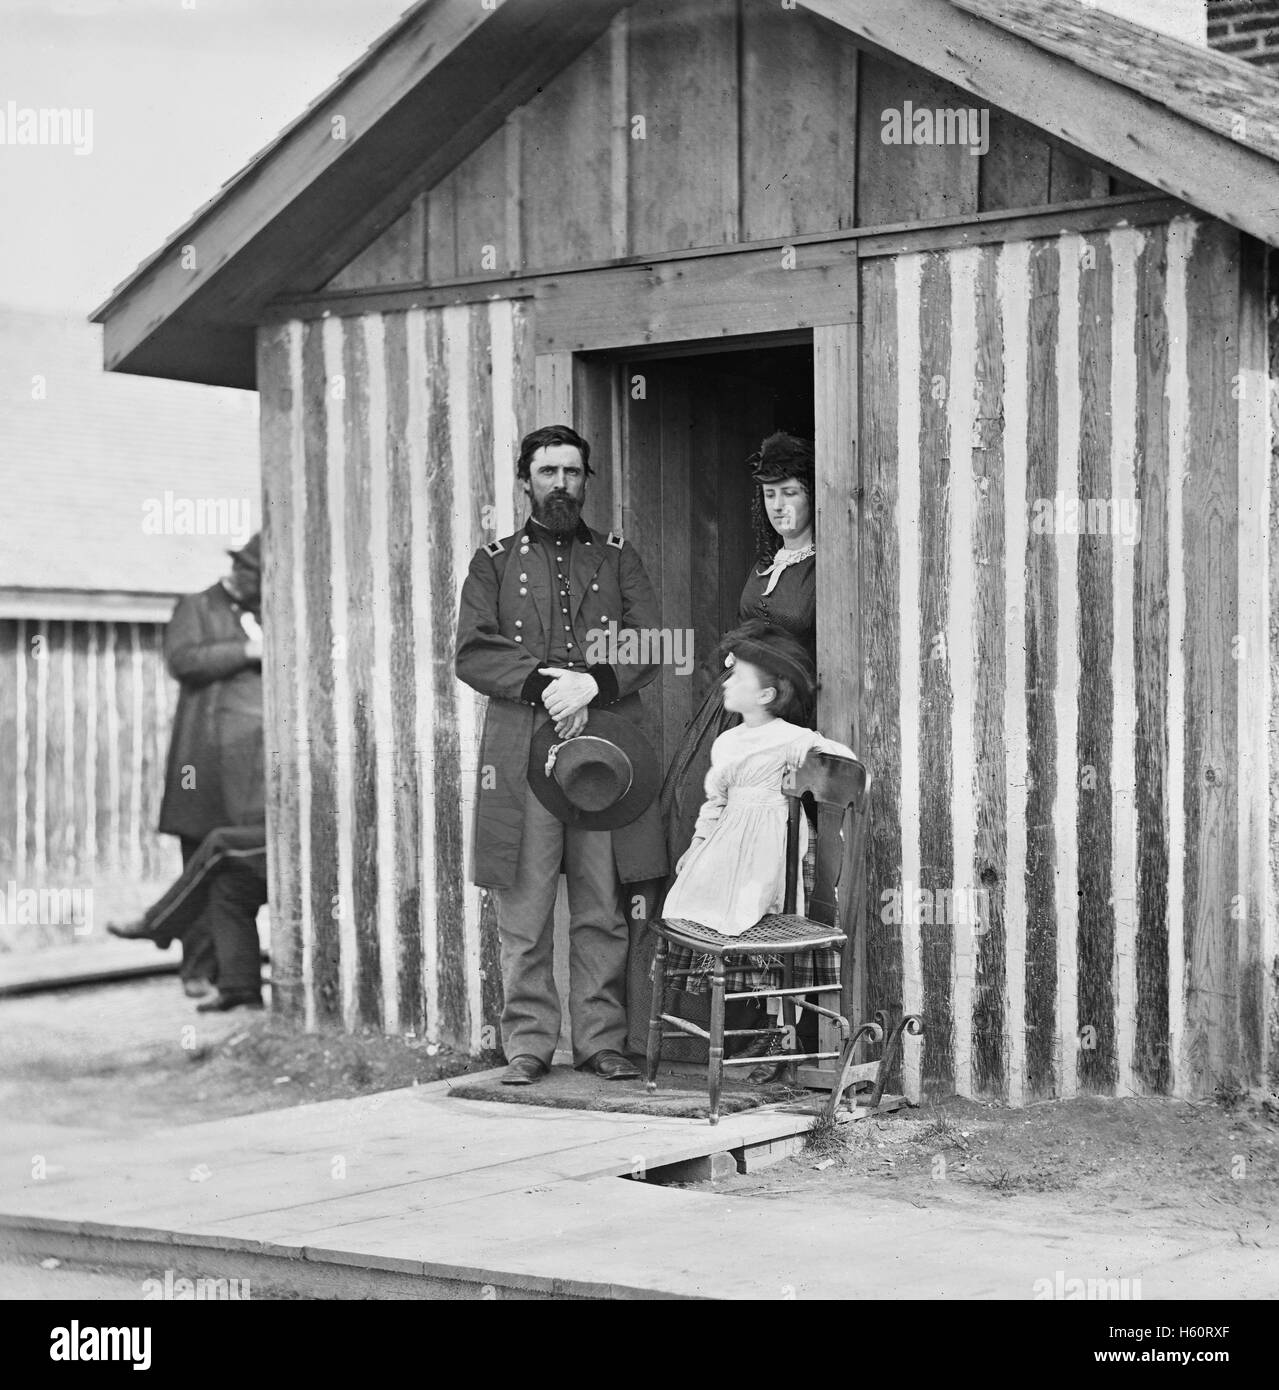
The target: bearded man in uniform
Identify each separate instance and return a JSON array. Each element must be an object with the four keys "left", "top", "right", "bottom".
[{"left": 455, "top": 425, "right": 667, "bottom": 1085}]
